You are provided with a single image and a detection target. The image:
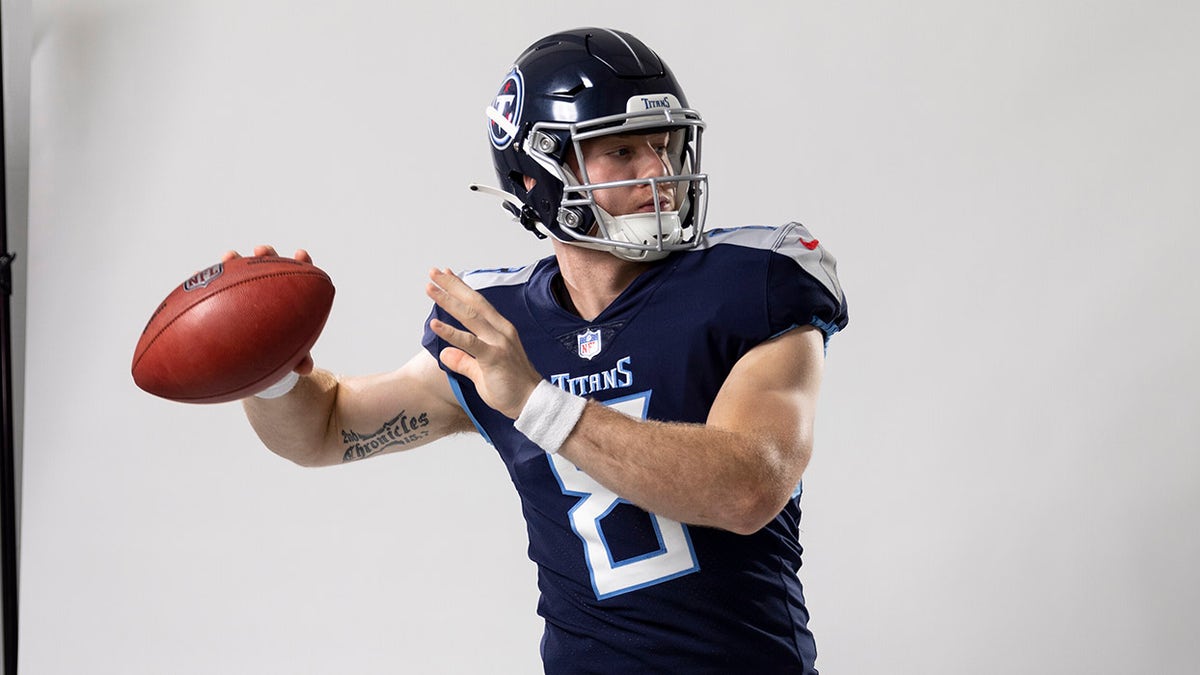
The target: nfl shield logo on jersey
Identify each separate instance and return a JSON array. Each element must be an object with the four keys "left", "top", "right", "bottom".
[{"left": 577, "top": 328, "right": 602, "bottom": 360}]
